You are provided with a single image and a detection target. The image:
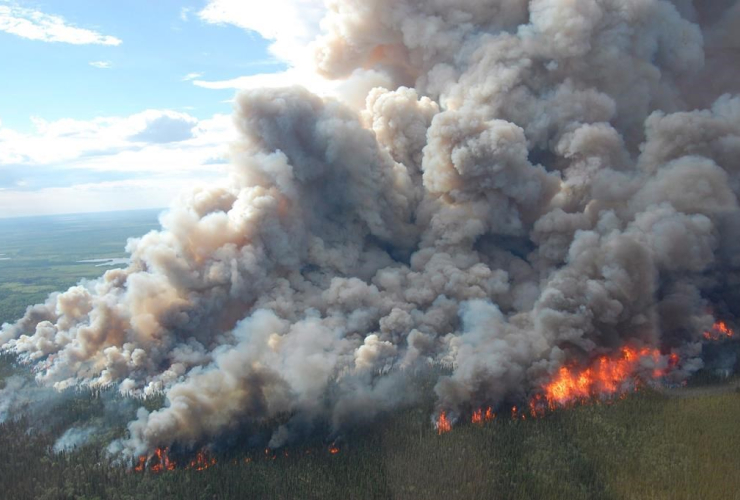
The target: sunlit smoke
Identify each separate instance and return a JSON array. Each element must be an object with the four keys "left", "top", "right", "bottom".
[{"left": 1, "top": 0, "right": 739, "bottom": 460}]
